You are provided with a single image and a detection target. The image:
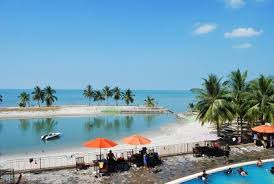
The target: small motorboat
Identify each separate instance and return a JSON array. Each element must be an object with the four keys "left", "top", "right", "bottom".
[{"left": 41, "top": 132, "right": 61, "bottom": 140}]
